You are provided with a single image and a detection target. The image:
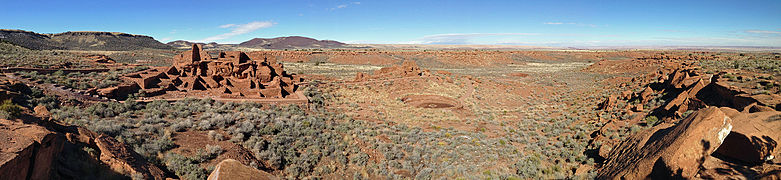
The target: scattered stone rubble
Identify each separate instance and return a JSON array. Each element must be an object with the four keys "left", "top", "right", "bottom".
[
  {"left": 84, "top": 54, "right": 115, "bottom": 64},
  {"left": 354, "top": 60, "right": 429, "bottom": 81}
]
